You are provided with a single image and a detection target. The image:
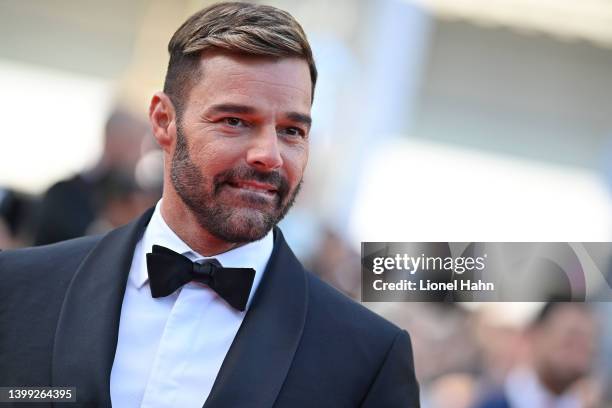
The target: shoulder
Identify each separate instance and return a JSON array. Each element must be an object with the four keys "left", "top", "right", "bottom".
[
  {"left": 40, "top": 176, "right": 84, "bottom": 197},
  {"left": 285, "top": 271, "right": 417, "bottom": 403},
  {"left": 0, "top": 236, "right": 103, "bottom": 384},
  {"left": 304, "top": 270, "right": 404, "bottom": 345},
  {"left": 272, "top": 229, "right": 401, "bottom": 340},
  {"left": 0, "top": 235, "right": 102, "bottom": 290}
]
